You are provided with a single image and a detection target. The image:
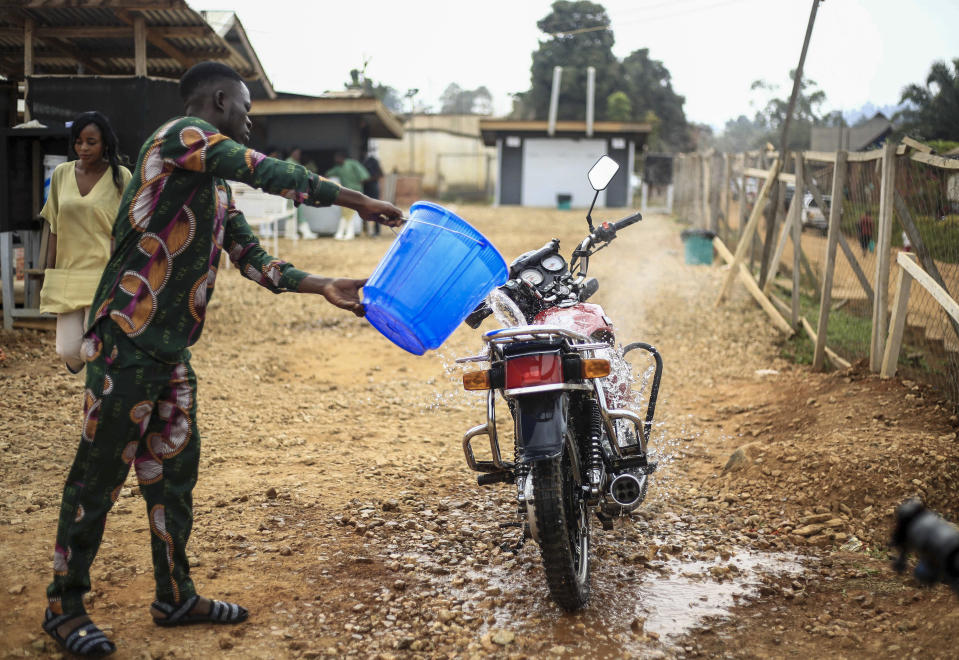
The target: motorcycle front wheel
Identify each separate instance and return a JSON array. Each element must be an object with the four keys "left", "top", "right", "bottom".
[{"left": 531, "top": 439, "right": 590, "bottom": 610}]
